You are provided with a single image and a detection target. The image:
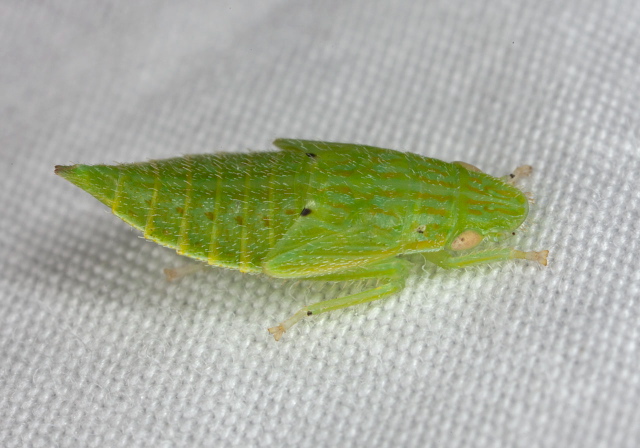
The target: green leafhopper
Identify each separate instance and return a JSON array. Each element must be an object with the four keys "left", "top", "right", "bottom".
[{"left": 55, "top": 139, "right": 548, "bottom": 340}]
